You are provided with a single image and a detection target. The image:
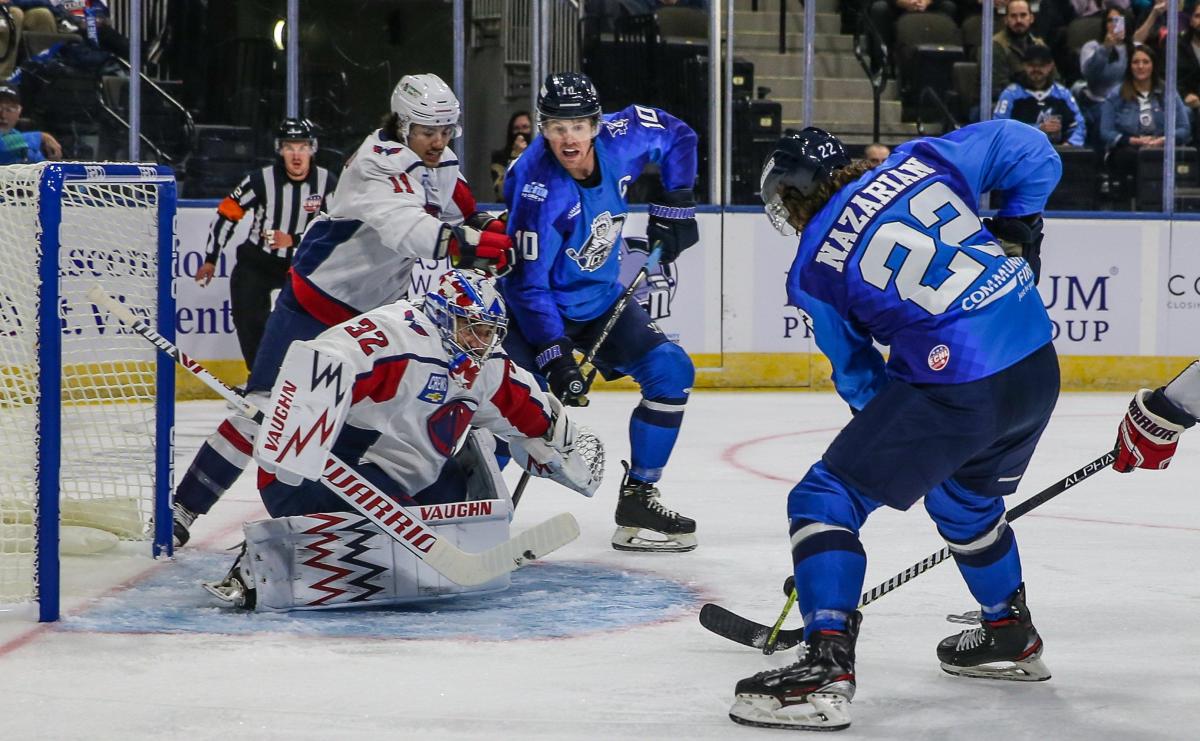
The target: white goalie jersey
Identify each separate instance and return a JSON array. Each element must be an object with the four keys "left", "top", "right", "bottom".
[
  {"left": 288, "top": 130, "right": 478, "bottom": 324},
  {"left": 254, "top": 299, "right": 568, "bottom": 498}
]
